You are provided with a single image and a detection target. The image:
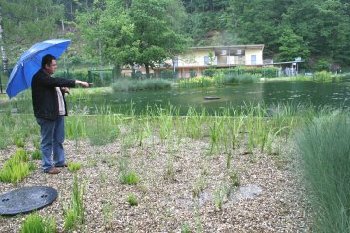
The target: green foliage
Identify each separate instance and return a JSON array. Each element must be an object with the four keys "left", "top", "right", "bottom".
[
  {"left": 181, "top": 223, "right": 191, "bottom": 233},
  {"left": 296, "top": 113, "right": 350, "bottom": 232},
  {"left": 224, "top": 73, "right": 260, "bottom": 84},
  {"left": 178, "top": 76, "right": 215, "bottom": 88},
  {"left": 86, "top": 115, "right": 119, "bottom": 146},
  {"left": 14, "top": 135, "right": 25, "bottom": 148},
  {"left": 228, "top": 170, "right": 240, "bottom": 188},
  {"left": 1, "top": 0, "right": 64, "bottom": 64},
  {"left": 64, "top": 175, "right": 85, "bottom": 231},
  {"left": 203, "top": 68, "right": 216, "bottom": 77},
  {"left": 277, "top": 27, "right": 310, "bottom": 61},
  {"left": 159, "top": 70, "right": 175, "bottom": 79},
  {"left": 20, "top": 213, "right": 56, "bottom": 233},
  {"left": 313, "top": 71, "right": 333, "bottom": 82},
  {"left": 0, "top": 148, "right": 33, "bottom": 183},
  {"left": 31, "top": 149, "right": 42, "bottom": 160},
  {"left": 127, "top": 193, "right": 138, "bottom": 206},
  {"left": 68, "top": 162, "right": 82, "bottom": 173},
  {"left": 120, "top": 171, "right": 140, "bottom": 185},
  {"left": 77, "top": 0, "right": 189, "bottom": 77},
  {"left": 112, "top": 79, "right": 172, "bottom": 92}
]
